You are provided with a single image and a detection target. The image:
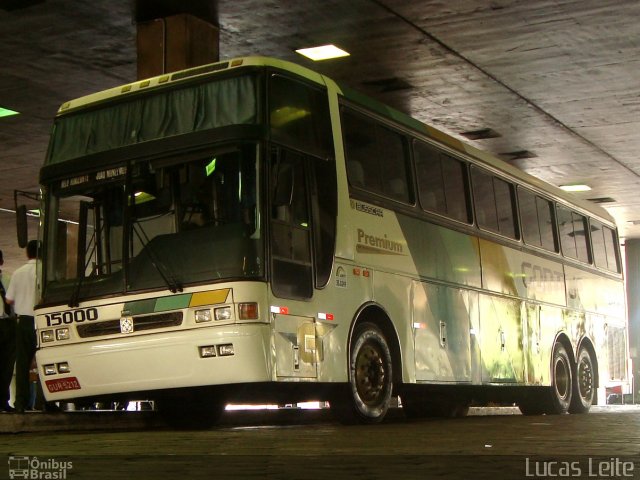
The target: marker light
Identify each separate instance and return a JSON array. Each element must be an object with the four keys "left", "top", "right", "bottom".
[{"left": 239, "top": 303, "right": 259, "bottom": 320}]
